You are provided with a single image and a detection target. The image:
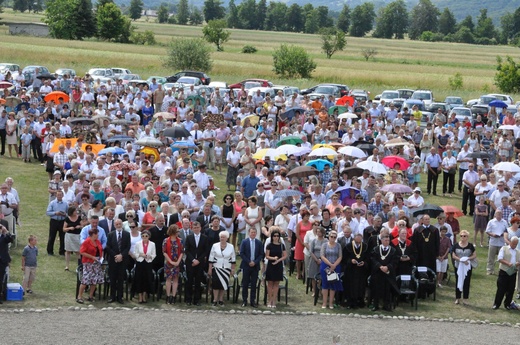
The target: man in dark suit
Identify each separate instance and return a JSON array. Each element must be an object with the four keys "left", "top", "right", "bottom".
[
  {"left": 178, "top": 218, "right": 193, "bottom": 244},
  {"left": 196, "top": 203, "right": 215, "bottom": 229},
  {"left": 0, "top": 224, "right": 13, "bottom": 304},
  {"left": 169, "top": 211, "right": 181, "bottom": 227},
  {"left": 105, "top": 219, "right": 130, "bottom": 304},
  {"left": 184, "top": 221, "right": 209, "bottom": 306},
  {"left": 239, "top": 228, "right": 264, "bottom": 307},
  {"left": 99, "top": 208, "right": 116, "bottom": 233},
  {"left": 149, "top": 214, "right": 168, "bottom": 274}
]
